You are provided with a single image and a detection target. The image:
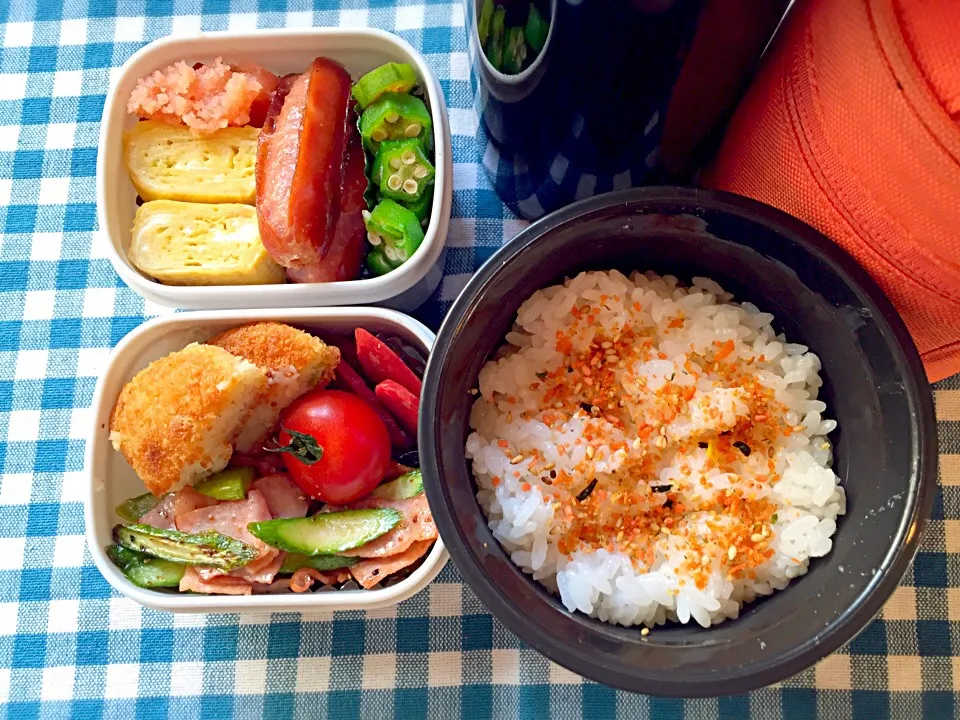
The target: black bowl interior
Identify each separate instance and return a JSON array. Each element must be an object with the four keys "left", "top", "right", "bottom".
[{"left": 420, "top": 187, "right": 936, "bottom": 696}]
